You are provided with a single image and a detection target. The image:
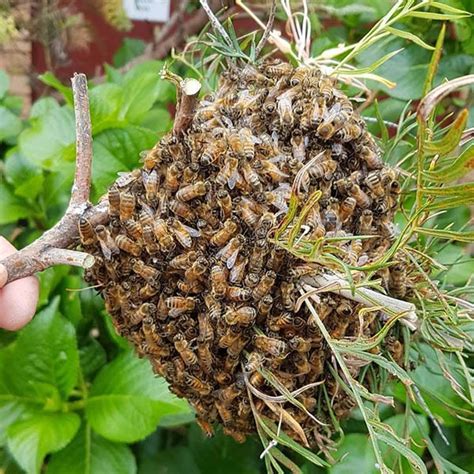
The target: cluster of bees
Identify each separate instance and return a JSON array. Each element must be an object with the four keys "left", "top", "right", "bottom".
[{"left": 80, "top": 60, "right": 405, "bottom": 447}]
